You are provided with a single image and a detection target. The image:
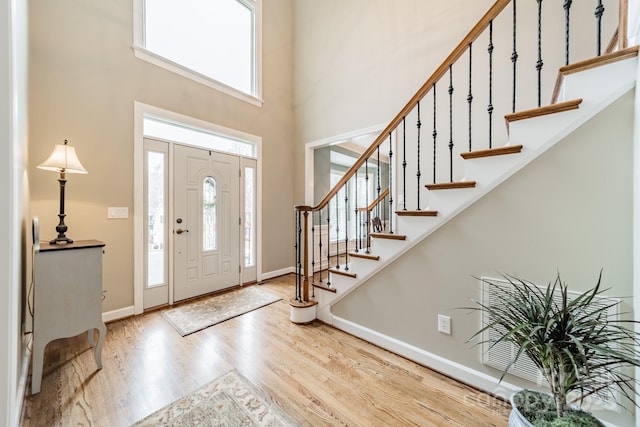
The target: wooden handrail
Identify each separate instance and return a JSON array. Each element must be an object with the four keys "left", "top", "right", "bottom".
[
  {"left": 299, "top": 0, "right": 512, "bottom": 214},
  {"left": 358, "top": 188, "right": 390, "bottom": 212}
]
